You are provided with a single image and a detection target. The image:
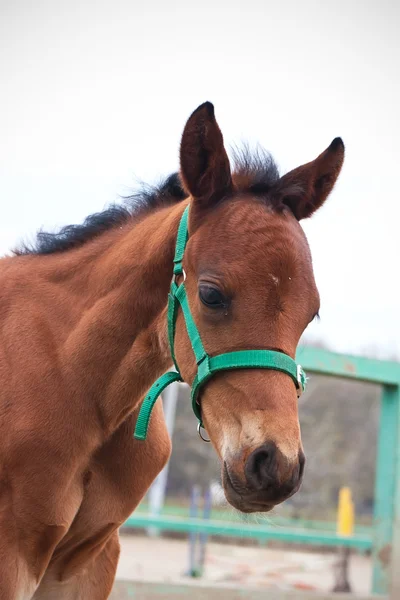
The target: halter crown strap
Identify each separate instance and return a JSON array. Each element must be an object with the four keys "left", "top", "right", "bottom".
[
  {"left": 134, "top": 205, "right": 307, "bottom": 441},
  {"left": 172, "top": 205, "right": 189, "bottom": 276}
]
